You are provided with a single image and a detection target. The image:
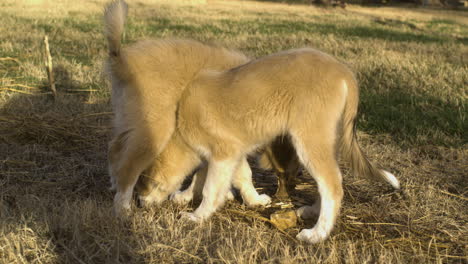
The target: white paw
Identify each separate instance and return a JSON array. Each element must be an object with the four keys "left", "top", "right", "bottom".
[
  {"left": 139, "top": 195, "right": 156, "bottom": 208},
  {"left": 170, "top": 190, "right": 193, "bottom": 205},
  {"left": 296, "top": 204, "right": 320, "bottom": 220},
  {"left": 113, "top": 191, "right": 132, "bottom": 217},
  {"left": 180, "top": 212, "right": 203, "bottom": 223},
  {"left": 246, "top": 194, "right": 272, "bottom": 207},
  {"left": 382, "top": 170, "right": 400, "bottom": 189},
  {"left": 296, "top": 228, "right": 328, "bottom": 244},
  {"left": 226, "top": 190, "right": 235, "bottom": 201},
  {"left": 139, "top": 188, "right": 169, "bottom": 206},
  {"left": 113, "top": 203, "right": 131, "bottom": 219}
]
